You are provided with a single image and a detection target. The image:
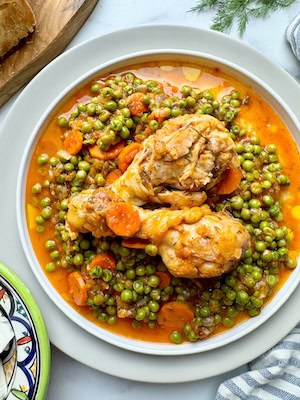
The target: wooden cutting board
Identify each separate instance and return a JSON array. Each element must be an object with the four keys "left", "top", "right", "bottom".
[{"left": 0, "top": 0, "right": 99, "bottom": 106}]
